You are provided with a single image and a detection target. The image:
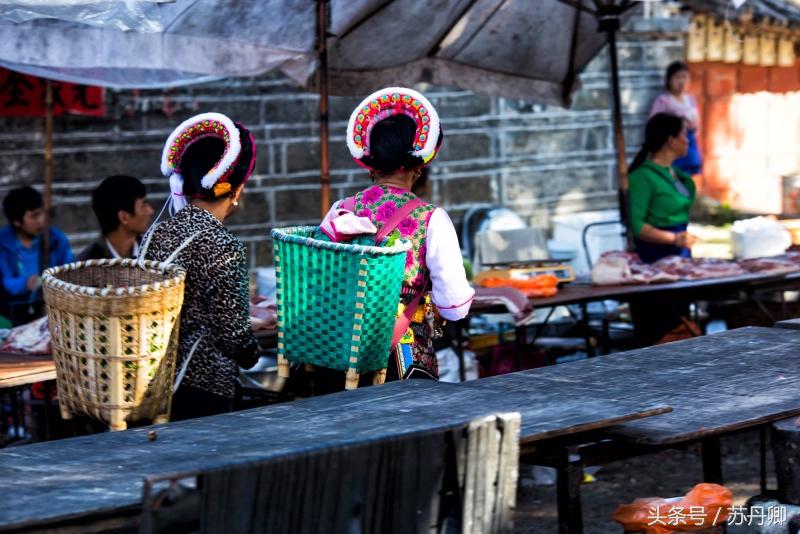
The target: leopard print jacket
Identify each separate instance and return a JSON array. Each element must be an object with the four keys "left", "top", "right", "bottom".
[{"left": 143, "top": 205, "right": 258, "bottom": 398}]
